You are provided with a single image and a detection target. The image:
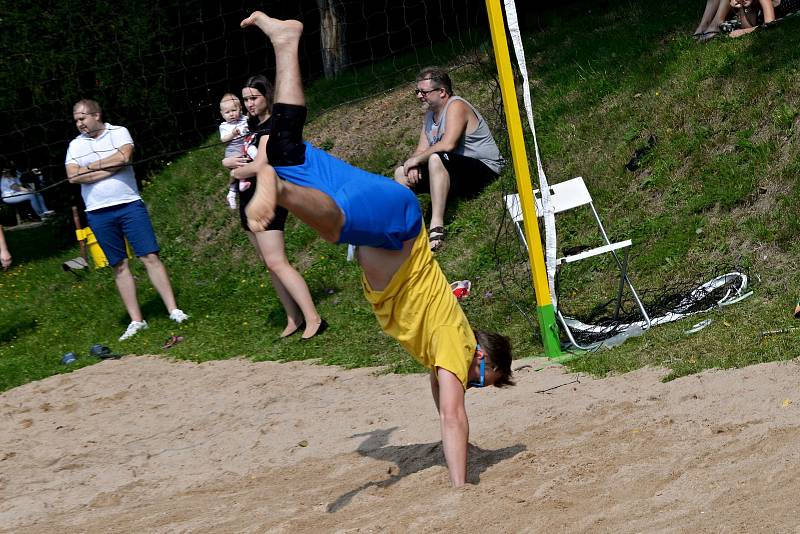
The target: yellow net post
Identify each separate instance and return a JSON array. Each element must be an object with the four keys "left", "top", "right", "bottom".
[{"left": 484, "top": 0, "right": 561, "bottom": 357}]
